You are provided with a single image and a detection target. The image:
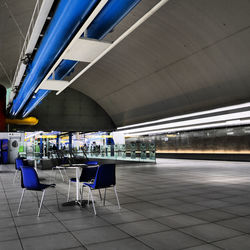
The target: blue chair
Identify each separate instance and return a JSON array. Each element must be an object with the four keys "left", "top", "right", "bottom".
[
  {"left": 67, "top": 161, "right": 99, "bottom": 201},
  {"left": 13, "top": 158, "right": 24, "bottom": 184},
  {"left": 83, "top": 164, "right": 120, "bottom": 215},
  {"left": 17, "top": 166, "right": 56, "bottom": 217}
]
